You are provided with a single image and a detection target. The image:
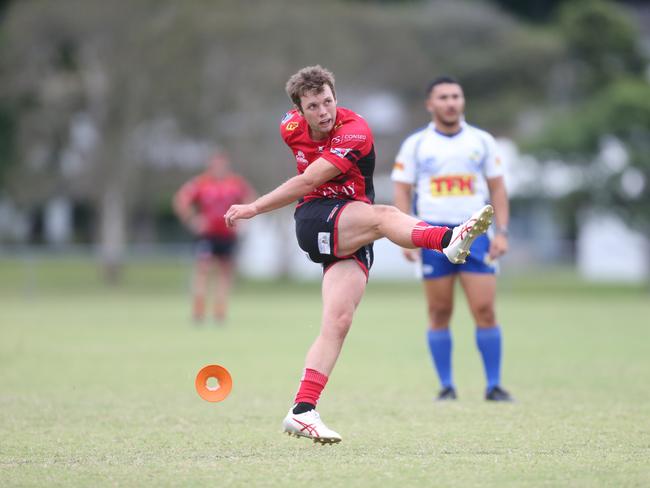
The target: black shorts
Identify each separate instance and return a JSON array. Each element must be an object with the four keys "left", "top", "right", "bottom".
[
  {"left": 294, "top": 198, "right": 374, "bottom": 276},
  {"left": 195, "top": 236, "right": 237, "bottom": 259}
]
